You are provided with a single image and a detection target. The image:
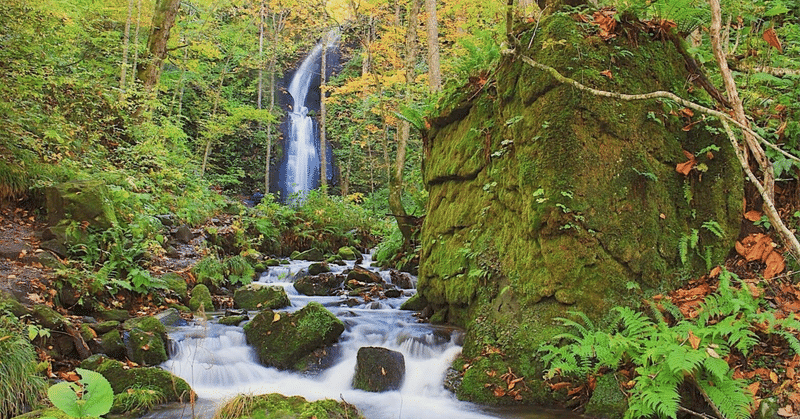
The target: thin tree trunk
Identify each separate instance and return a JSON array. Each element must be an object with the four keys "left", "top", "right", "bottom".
[
  {"left": 389, "top": 0, "right": 421, "bottom": 244},
  {"left": 130, "top": 0, "right": 143, "bottom": 88},
  {"left": 343, "top": 141, "right": 353, "bottom": 196},
  {"left": 135, "top": 0, "right": 182, "bottom": 117},
  {"left": 200, "top": 61, "right": 230, "bottom": 178},
  {"left": 424, "top": 0, "right": 441, "bottom": 91},
  {"left": 119, "top": 0, "right": 134, "bottom": 101}
]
